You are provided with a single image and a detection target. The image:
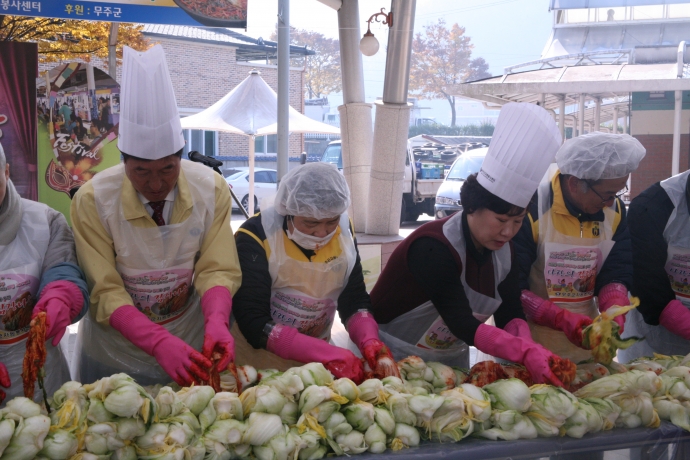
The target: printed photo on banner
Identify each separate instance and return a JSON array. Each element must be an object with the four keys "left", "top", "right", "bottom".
[{"left": 36, "top": 63, "right": 123, "bottom": 225}]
